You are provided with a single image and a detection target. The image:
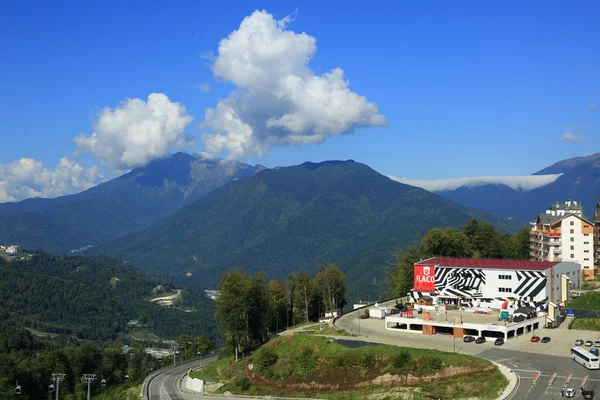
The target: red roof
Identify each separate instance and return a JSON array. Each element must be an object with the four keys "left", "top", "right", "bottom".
[{"left": 415, "top": 257, "right": 559, "bottom": 271}]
